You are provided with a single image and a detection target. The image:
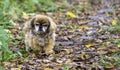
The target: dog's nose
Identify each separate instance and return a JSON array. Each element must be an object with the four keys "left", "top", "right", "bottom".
[{"left": 39, "top": 26, "right": 43, "bottom": 31}]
